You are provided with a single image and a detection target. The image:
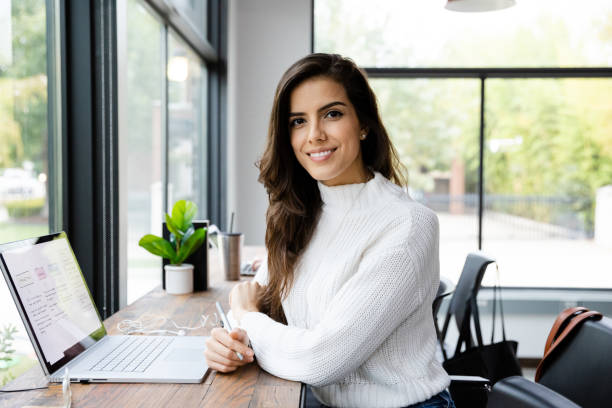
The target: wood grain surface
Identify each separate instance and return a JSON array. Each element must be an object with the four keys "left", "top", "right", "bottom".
[{"left": 0, "top": 247, "right": 302, "bottom": 408}]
